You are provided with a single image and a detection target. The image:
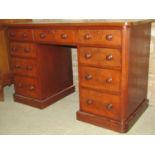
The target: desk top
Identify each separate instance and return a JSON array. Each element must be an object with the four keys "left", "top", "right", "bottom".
[{"left": 3, "top": 19, "right": 155, "bottom": 28}]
